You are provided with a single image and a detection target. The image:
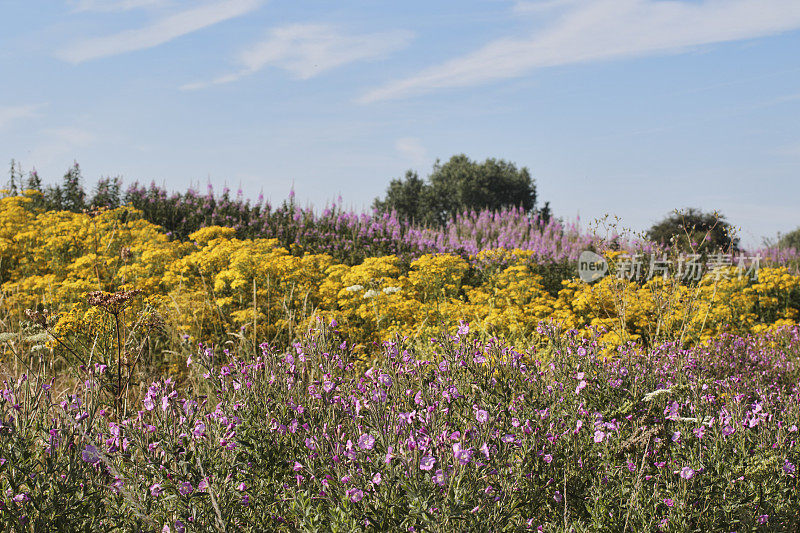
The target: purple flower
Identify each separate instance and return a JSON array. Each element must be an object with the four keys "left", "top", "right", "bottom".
[
  {"left": 593, "top": 430, "right": 605, "bottom": 444},
  {"left": 372, "top": 473, "right": 382, "bottom": 485},
  {"left": 378, "top": 374, "right": 392, "bottom": 387},
  {"left": 664, "top": 498, "right": 674, "bottom": 507},
  {"left": 453, "top": 443, "right": 473, "bottom": 465},
  {"left": 432, "top": 469, "right": 446, "bottom": 486},
  {"left": 784, "top": 460, "right": 796, "bottom": 475},
  {"left": 420, "top": 456, "right": 436, "bottom": 471},
  {"left": 81, "top": 445, "right": 100, "bottom": 464},
  {"left": 671, "top": 431, "right": 681, "bottom": 443},
  {"left": 150, "top": 483, "right": 163, "bottom": 498},
  {"left": 346, "top": 488, "right": 363, "bottom": 503},
  {"left": 192, "top": 421, "right": 206, "bottom": 439},
  {"left": 143, "top": 396, "right": 155, "bottom": 411},
  {"left": 475, "top": 409, "right": 489, "bottom": 424},
  {"left": 178, "top": 482, "right": 193, "bottom": 495},
  {"left": 676, "top": 466, "right": 695, "bottom": 480},
  {"left": 358, "top": 434, "right": 376, "bottom": 450},
  {"left": 543, "top": 454, "right": 553, "bottom": 464},
  {"left": 480, "top": 442, "right": 490, "bottom": 459},
  {"left": 554, "top": 490, "right": 562, "bottom": 503},
  {"left": 758, "top": 515, "right": 769, "bottom": 525}
]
